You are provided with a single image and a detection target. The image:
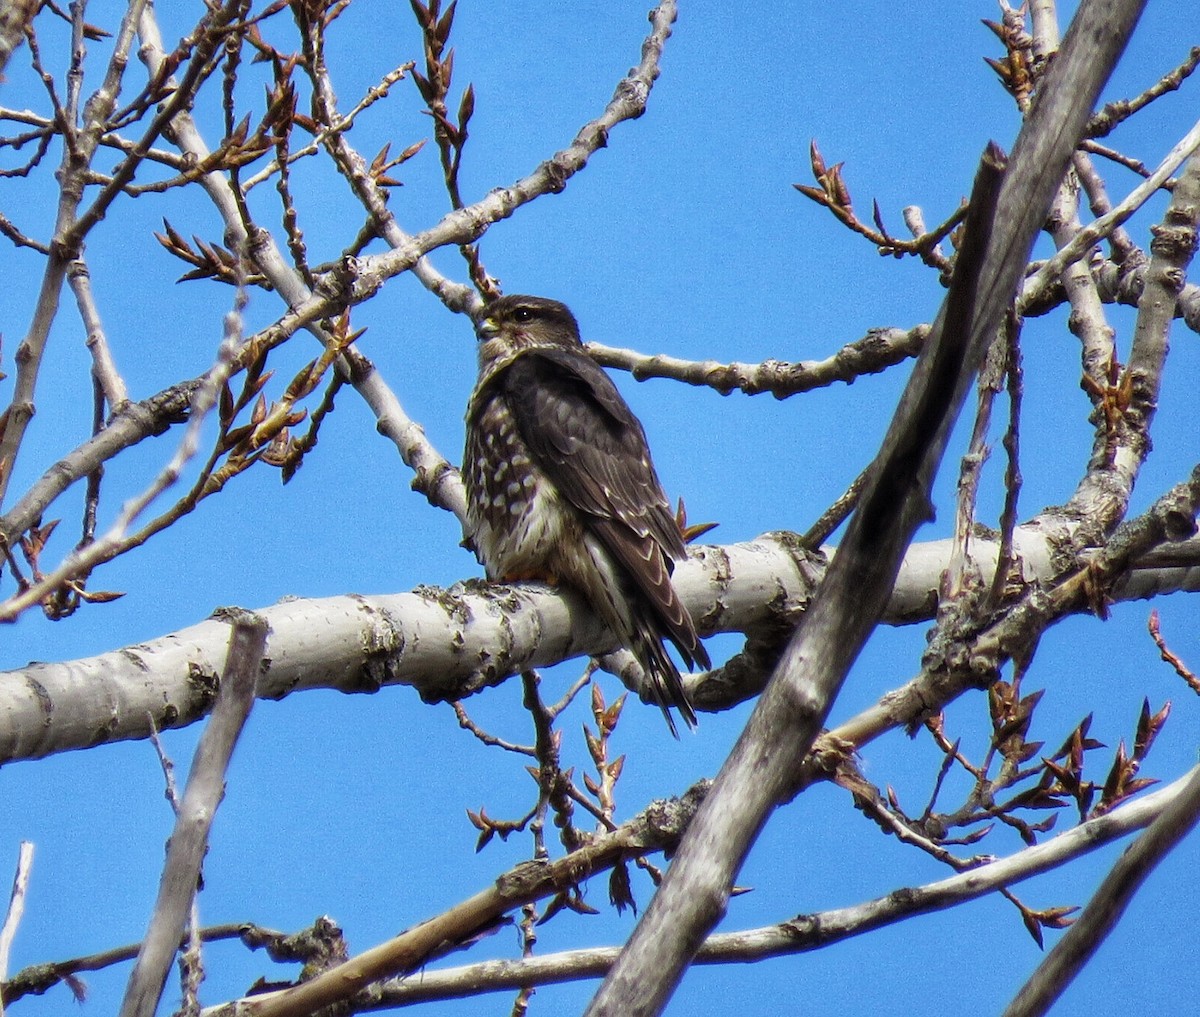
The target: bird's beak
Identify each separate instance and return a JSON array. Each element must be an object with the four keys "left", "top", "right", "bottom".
[{"left": 476, "top": 316, "right": 500, "bottom": 340}]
